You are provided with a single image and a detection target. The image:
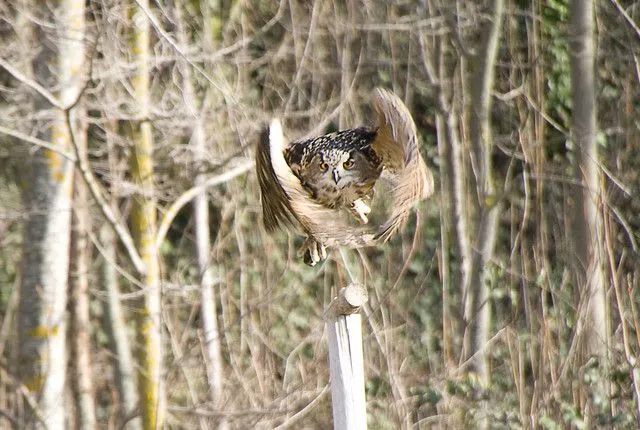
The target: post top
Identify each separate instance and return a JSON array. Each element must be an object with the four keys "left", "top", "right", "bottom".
[{"left": 326, "top": 283, "right": 368, "bottom": 317}]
